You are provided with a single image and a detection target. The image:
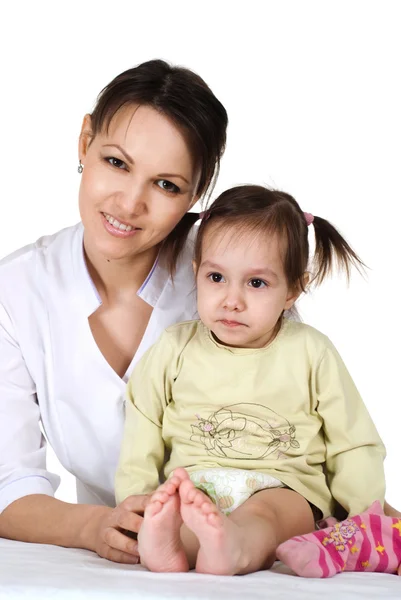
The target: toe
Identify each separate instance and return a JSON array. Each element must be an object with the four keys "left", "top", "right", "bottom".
[
  {"left": 194, "top": 490, "right": 207, "bottom": 507},
  {"left": 173, "top": 467, "right": 189, "bottom": 482},
  {"left": 179, "top": 479, "right": 195, "bottom": 503},
  {"left": 151, "top": 490, "right": 169, "bottom": 504},
  {"left": 146, "top": 499, "right": 163, "bottom": 517}
]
